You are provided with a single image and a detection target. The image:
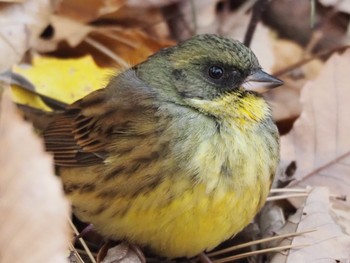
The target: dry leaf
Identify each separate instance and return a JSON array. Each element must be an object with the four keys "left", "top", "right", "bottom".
[
  {"left": 88, "top": 28, "right": 174, "bottom": 66},
  {"left": 12, "top": 55, "right": 113, "bottom": 110},
  {"left": 34, "top": 15, "right": 93, "bottom": 53},
  {"left": 125, "top": 0, "right": 180, "bottom": 8},
  {"left": 319, "top": 0, "right": 350, "bottom": 14},
  {"left": 0, "top": 89, "right": 71, "bottom": 263},
  {"left": 0, "top": 0, "right": 56, "bottom": 72},
  {"left": 270, "top": 187, "right": 350, "bottom": 263},
  {"left": 281, "top": 49, "right": 350, "bottom": 206},
  {"left": 56, "top": 0, "right": 126, "bottom": 23},
  {"left": 99, "top": 243, "right": 141, "bottom": 263}
]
